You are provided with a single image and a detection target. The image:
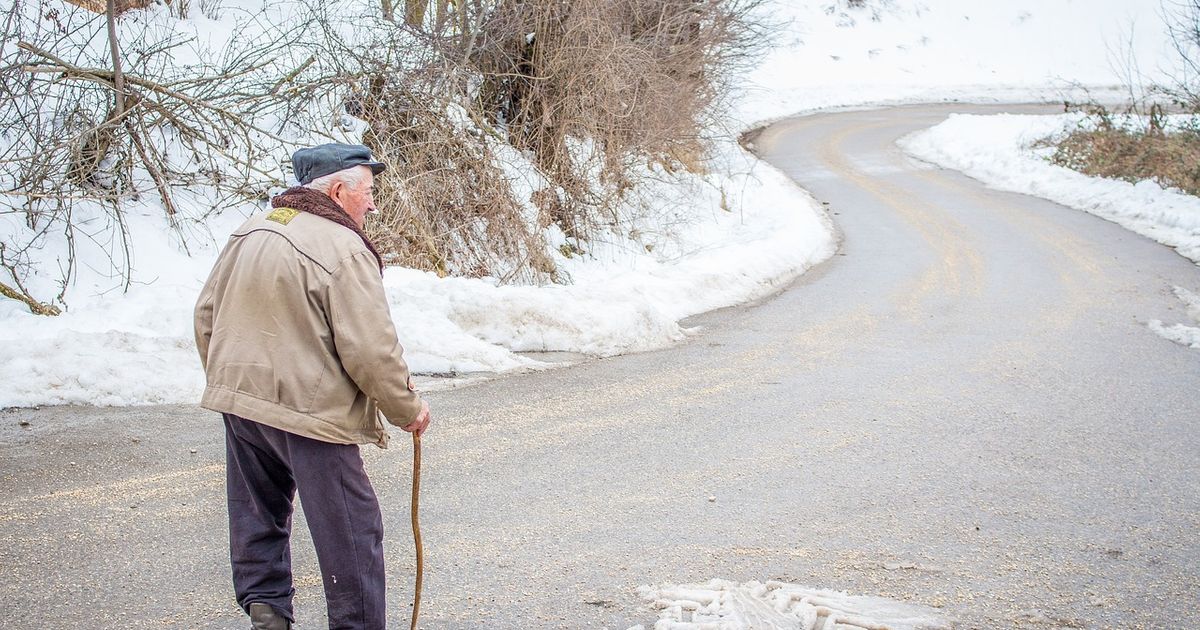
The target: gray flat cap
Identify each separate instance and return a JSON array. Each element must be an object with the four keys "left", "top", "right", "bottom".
[{"left": 291, "top": 143, "right": 386, "bottom": 185}]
